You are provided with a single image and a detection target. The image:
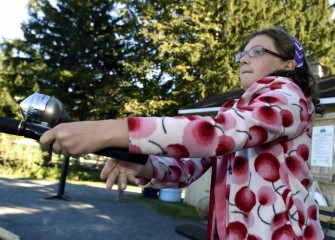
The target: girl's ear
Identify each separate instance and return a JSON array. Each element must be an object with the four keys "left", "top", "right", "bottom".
[{"left": 283, "top": 60, "right": 296, "bottom": 70}]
